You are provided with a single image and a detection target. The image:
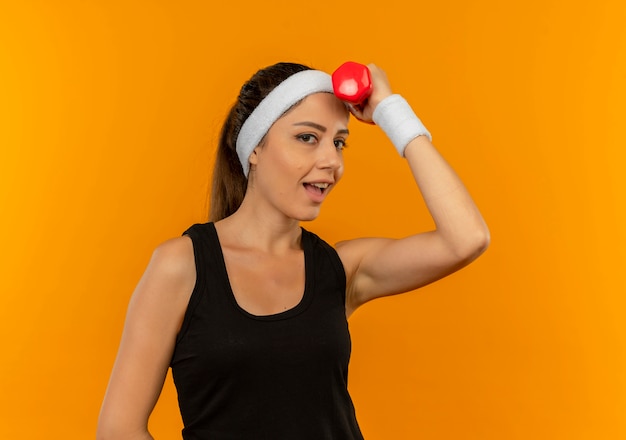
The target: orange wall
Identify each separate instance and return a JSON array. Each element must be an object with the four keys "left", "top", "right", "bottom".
[{"left": 1, "top": 1, "right": 625, "bottom": 438}]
